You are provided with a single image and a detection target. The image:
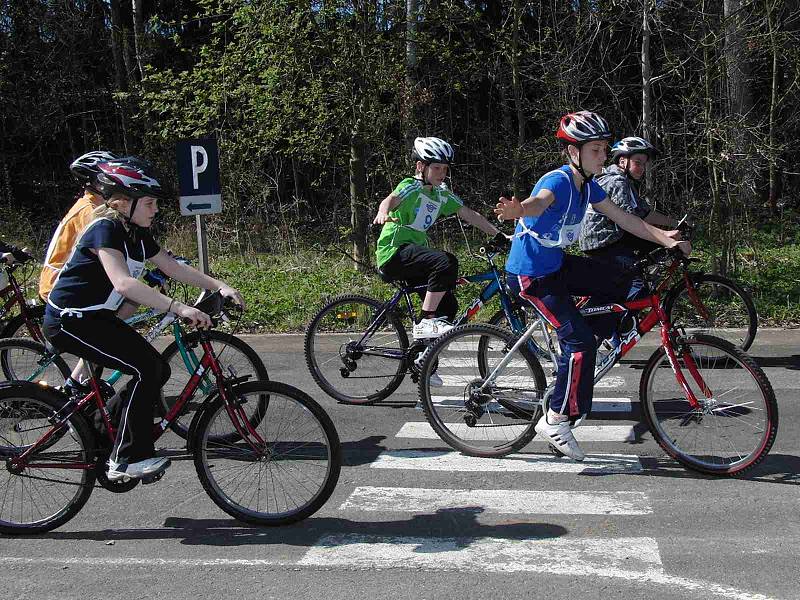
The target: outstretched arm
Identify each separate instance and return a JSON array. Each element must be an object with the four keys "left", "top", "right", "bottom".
[{"left": 457, "top": 206, "right": 501, "bottom": 236}]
